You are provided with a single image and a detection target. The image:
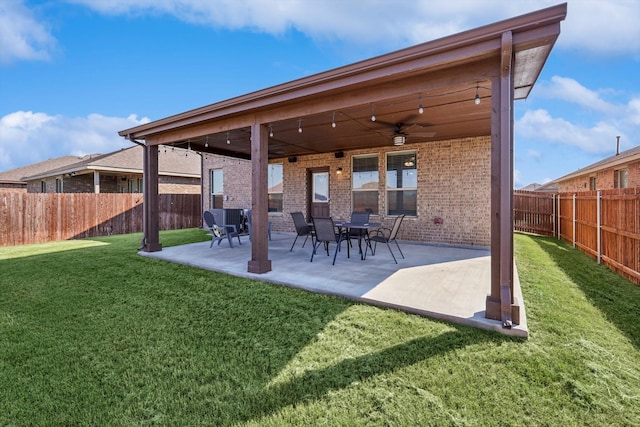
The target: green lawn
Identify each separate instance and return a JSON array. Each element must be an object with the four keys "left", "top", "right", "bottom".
[{"left": 1, "top": 230, "right": 639, "bottom": 426}]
